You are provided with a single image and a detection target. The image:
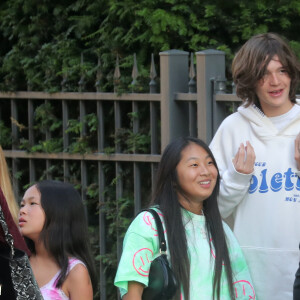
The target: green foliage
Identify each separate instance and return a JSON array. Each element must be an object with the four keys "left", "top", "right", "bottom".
[
  {"left": 85, "top": 113, "right": 98, "bottom": 132},
  {"left": 66, "top": 119, "right": 83, "bottom": 135},
  {"left": 100, "top": 170, "right": 135, "bottom": 299},
  {"left": 113, "top": 111, "right": 151, "bottom": 153},
  {"left": 0, "top": 121, "right": 12, "bottom": 147},
  {"left": 31, "top": 139, "right": 63, "bottom": 153},
  {"left": 66, "top": 113, "right": 98, "bottom": 154},
  {"left": 1, "top": 0, "right": 300, "bottom": 92},
  {"left": 34, "top": 102, "right": 62, "bottom": 132},
  {"left": 68, "top": 136, "right": 91, "bottom": 154},
  {"left": 2, "top": 1, "right": 300, "bottom": 299},
  {"left": 114, "top": 128, "right": 150, "bottom": 153}
]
